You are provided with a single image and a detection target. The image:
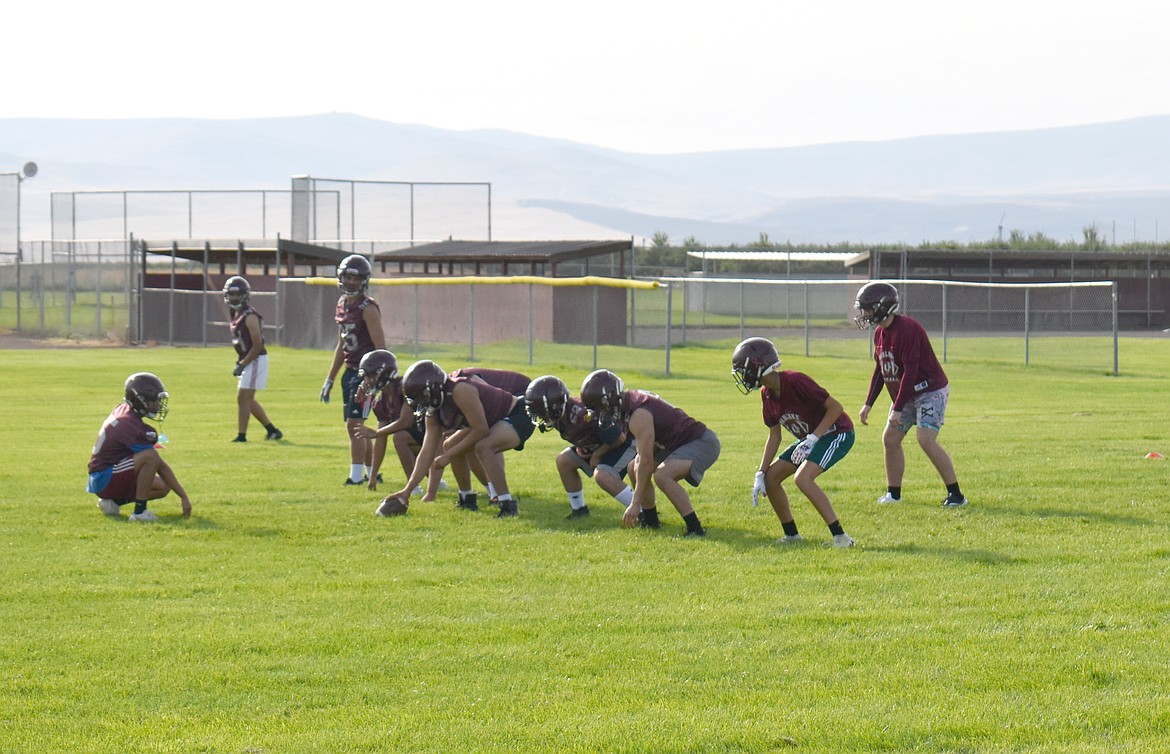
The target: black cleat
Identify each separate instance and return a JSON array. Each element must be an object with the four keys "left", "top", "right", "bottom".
[
  {"left": 231, "top": 436, "right": 247, "bottom": 443},
  {"left": 343, "top": 478, "right": 364, "bottom": 486},
  {"left": 941, "top": 493, "right": 969, "bottom": 508},
  {"left": 684, "top": 527, "right": 708, "bottom": 538},
  {"left": 566, "top": 506, "right": 591, "bottom": 519},
  {"left": 496, "top": 498, "right": 519, "bottom": 517},
  {"left": 637, "top": 508, "right": 661, "bottom": 529},
  {"left": 265, "top": 428, "right": 283, "bottom": 440},
  {"left": 457, "top": 493, "right": 479, "bottom": 512}
]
